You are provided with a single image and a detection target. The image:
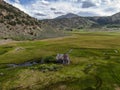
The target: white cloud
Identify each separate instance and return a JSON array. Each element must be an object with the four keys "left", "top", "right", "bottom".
[
  {"left": 4, "top": 0, "right": 28, "bottom": 14},
  {"left": 14, "top": 0, "right": 20, "bottom": 3},
  {"left": 4, "top": 0, "right": 120, "bottom": 19}
]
